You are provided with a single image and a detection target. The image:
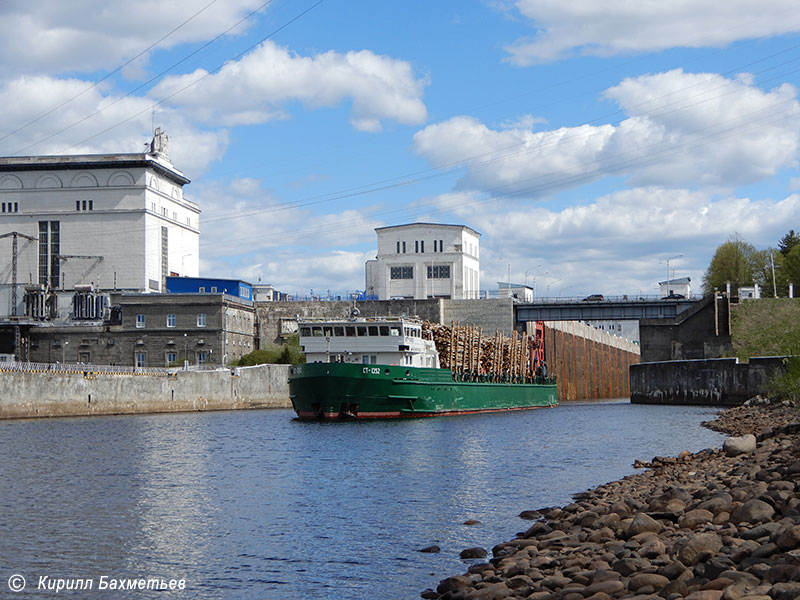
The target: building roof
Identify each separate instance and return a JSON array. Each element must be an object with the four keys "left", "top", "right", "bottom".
[
  {"left": 374, "top": 222, "right": 481, "bottom": 237},
  {"left": 0, "top": 152, "right": 190, "bottom": 186},
  {"left": 658, "top": 276, "right": 691, "bottom": 285}
]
